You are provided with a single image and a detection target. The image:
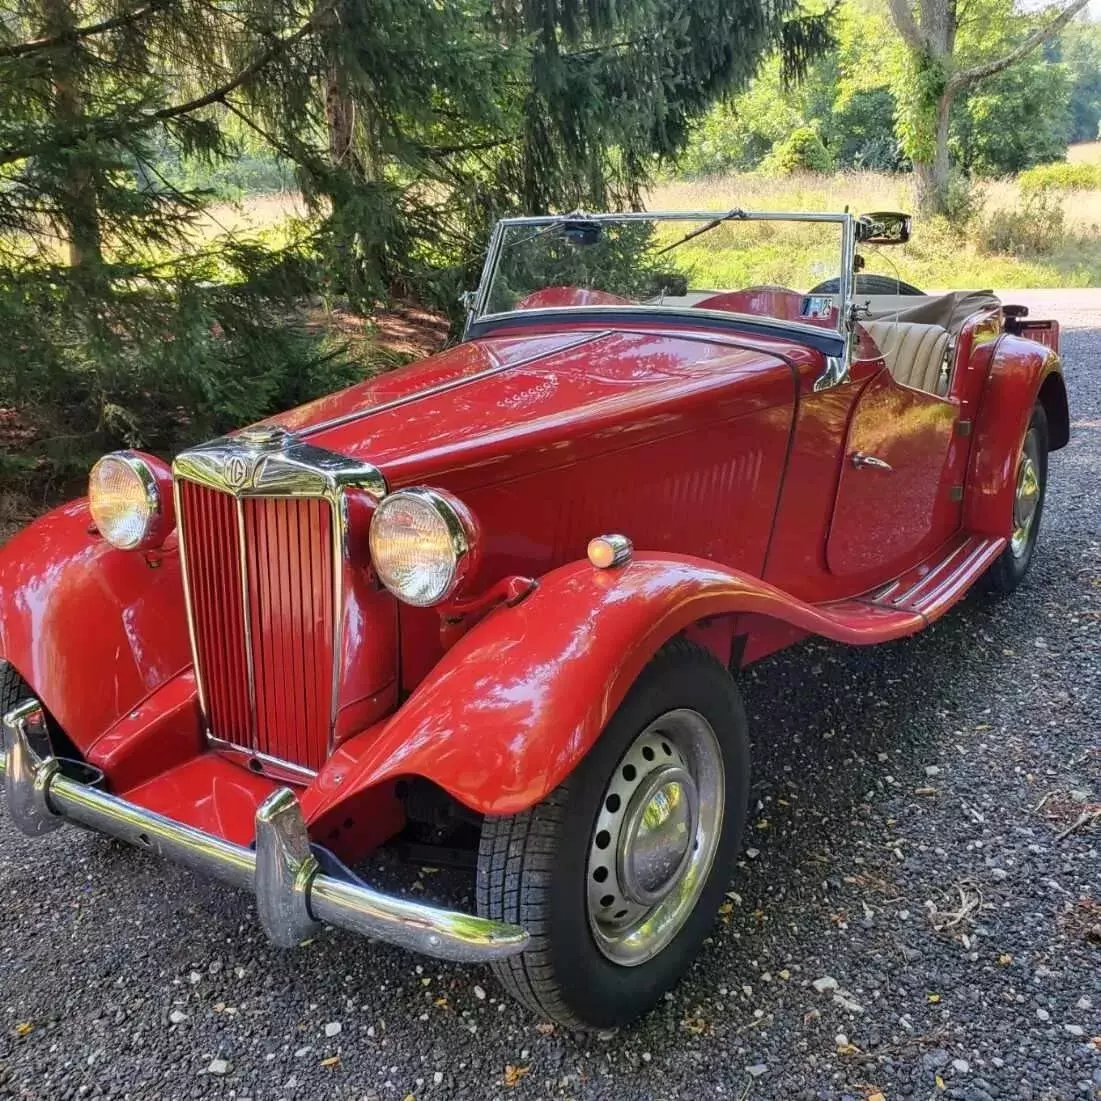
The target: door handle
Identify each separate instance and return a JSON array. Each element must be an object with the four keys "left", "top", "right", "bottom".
[{"left": 850, "top": 451, "right": 893, "bottom": 472}]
